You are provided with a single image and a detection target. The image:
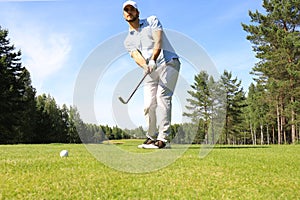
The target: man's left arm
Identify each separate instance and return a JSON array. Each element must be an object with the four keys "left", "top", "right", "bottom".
[
  {"left": 148, "top": 30, "right": 162, "bottom": 72},
  {"left": 151, "top": 30, "right": 162, "bottom": 61}
]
